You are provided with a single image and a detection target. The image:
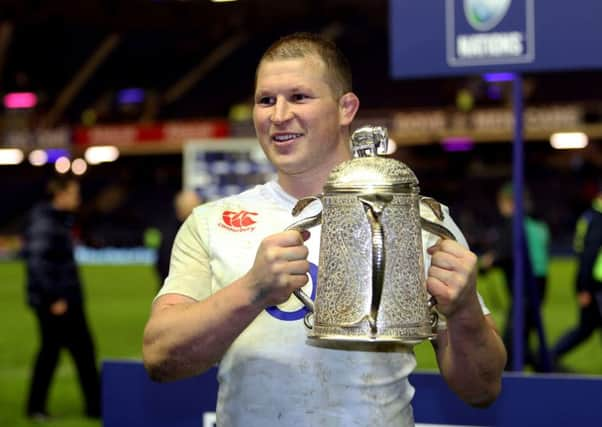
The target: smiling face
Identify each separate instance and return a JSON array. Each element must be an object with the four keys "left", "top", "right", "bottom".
[{"left": 253, "top": 54, "right": 358, "bottom": 195}]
